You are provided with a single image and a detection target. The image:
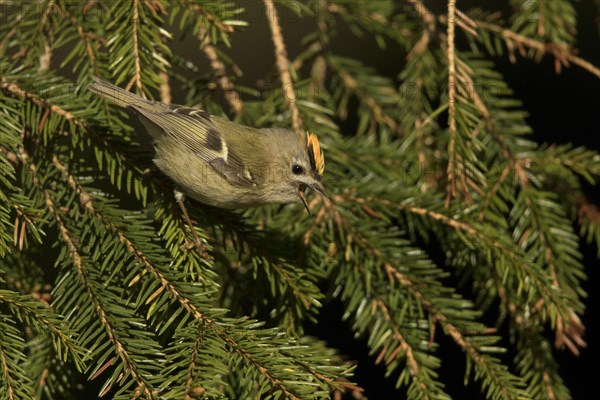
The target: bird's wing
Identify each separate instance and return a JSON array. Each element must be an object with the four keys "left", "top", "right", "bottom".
[
  {"left": 133, "top": 105, "right": 256, "bottom": 187},
  {"left": 88, "top": 78, "right": 256, "bottom": 187}
]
